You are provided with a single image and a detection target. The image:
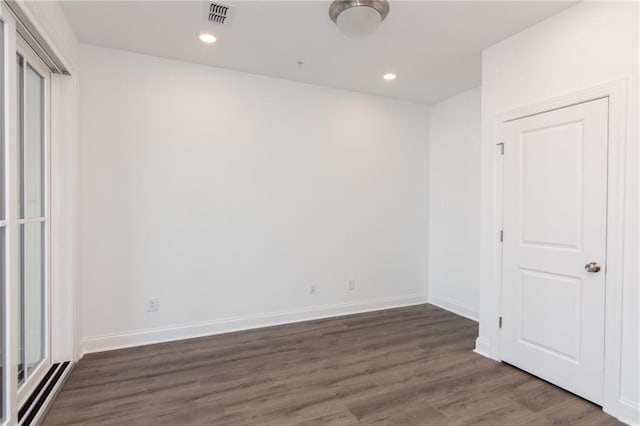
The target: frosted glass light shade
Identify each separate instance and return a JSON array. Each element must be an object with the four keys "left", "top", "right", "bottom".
[
  {"left": 336, "top": 6, "right": 382, "bottom": 37},
  {"left": 329, "top": 0, "right": 389, "bottom": 37}
]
